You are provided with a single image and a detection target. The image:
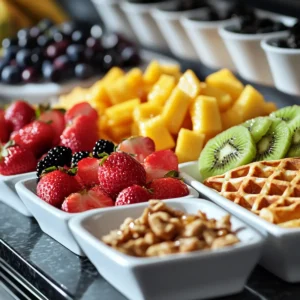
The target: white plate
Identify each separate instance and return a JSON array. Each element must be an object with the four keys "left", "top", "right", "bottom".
[
  {"left": 179, "top": 161, "right": 300, "bottom": 282},
  {"left": 0, "top": 172, "right": 35, "bottom": 216},
  {"left": 69, "top": 198, "right": 263, "bottom": 300},
  {"left": 15, "top": 177, "right": 198, "bottom": 256},
  {"left": 0, "top": 50, "right": 179, "bottom": 104}
]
